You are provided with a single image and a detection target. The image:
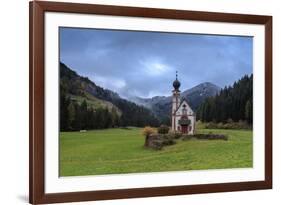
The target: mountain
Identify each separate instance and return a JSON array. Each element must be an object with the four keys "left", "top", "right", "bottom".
[
  {"left": 60, "top": 62, "right": 160, "bottom": 129},
  {"left": 181, "top": 82, "right": 221, "bottom": 109},
  {"left": 196, "top": 74, "right": 253, "bottom": 124},
  {"left": 129, "top": 82, "right": 221, "bottom": 123}
]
